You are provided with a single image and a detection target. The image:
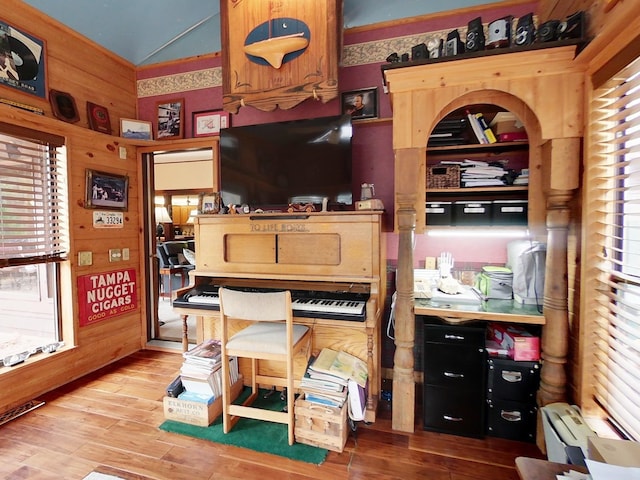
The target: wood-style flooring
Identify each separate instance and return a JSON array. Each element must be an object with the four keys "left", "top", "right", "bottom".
[{"left": 0, "top": 350, "right": 543, "bottom": 479}]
